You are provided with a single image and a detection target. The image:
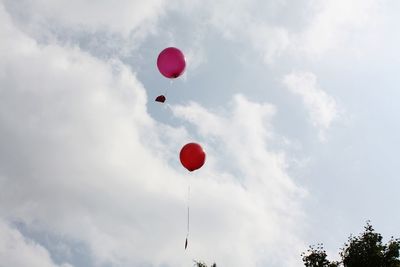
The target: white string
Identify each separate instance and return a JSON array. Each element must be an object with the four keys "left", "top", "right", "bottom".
[
  {"left": 163, "top": 79, "right": 174, "bottom": 98},
  {"left": 185, "top": 183, "right": 191, "bottom": 250},
  {"left": 187, "top": 184, "right": 190, "bottom": 236}
]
